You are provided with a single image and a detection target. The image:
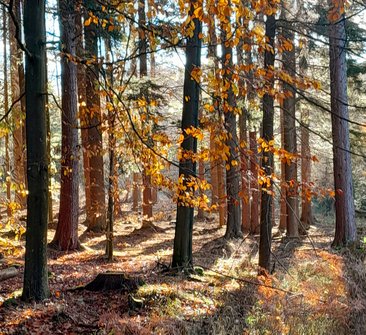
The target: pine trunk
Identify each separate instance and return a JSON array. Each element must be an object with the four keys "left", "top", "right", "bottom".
[
  {"left": 283, "top": 10, "right": 299, "bottom": 237},
  {"left": 84, "top": 11, "right": 106, "bottom": 232},
  {"left": 75, "top": 4, "right": 92, "bottom": 224},
  {"left": 51, "top": 0, "right": 80, "bottom": 251},
  {"left": 328, "top": 2, "right": 357, "bottom": 246},
  {"left": 22, "top": 0, "right": 50, "bottom": 301}
]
